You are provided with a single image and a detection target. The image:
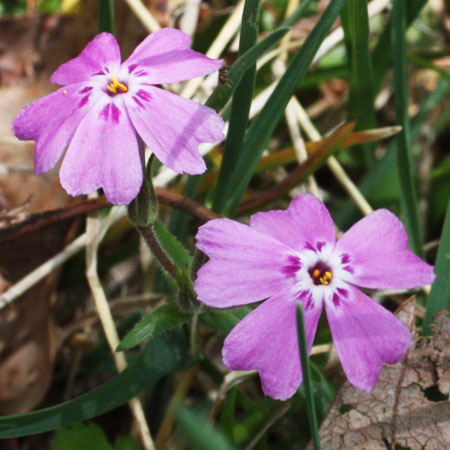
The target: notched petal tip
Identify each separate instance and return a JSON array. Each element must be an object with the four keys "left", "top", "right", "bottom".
[
  {"left": 336, "top": 209, "right": 437, "bottom": 289},
  {"left": 50, "top": 32, "right": 121, "bottom": 85},
  {"left": 326, "top": 285, "right": 413, "bottom": 392}
]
